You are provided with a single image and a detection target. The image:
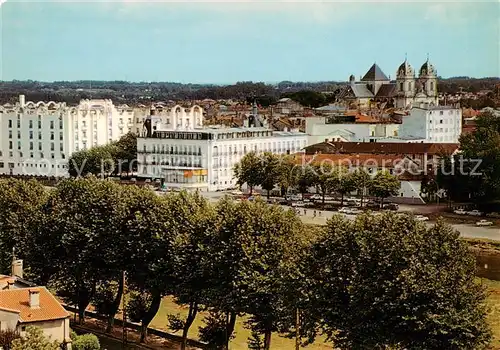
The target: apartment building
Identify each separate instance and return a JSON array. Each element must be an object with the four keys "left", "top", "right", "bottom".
[
  {"left": 137, "top": 106, "right": 307, "bottom": 191},
  {"left": 0, "top": 95, "right": 136, "bottom": 177}
]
